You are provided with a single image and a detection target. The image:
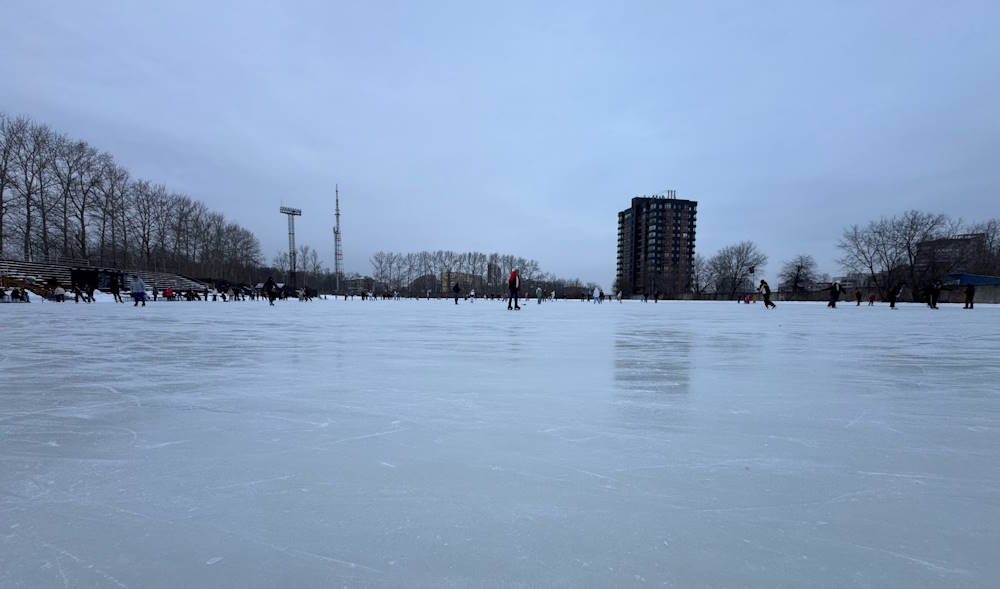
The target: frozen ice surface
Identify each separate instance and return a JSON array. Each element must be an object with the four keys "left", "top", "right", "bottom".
[{"left": 1, "top": 299, "right": 998, "bottom": 588}]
